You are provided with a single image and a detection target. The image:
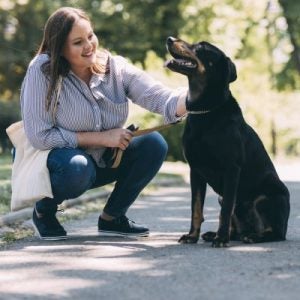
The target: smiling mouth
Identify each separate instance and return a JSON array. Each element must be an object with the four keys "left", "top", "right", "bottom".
[{"left": 82, "top": 51, "right": 94, "bottom": 57}]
